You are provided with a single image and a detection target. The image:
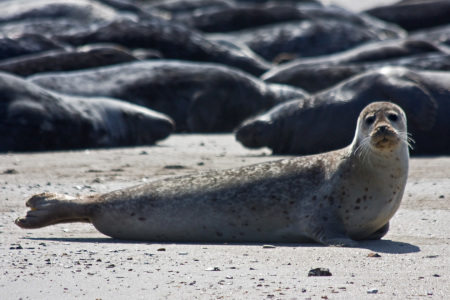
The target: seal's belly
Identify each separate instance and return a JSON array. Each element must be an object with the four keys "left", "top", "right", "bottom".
[
  {"left": 90, "top": 169, "right": 322, "bottom": 242},
  {"left": 91, "top": 210, "right": 312, "bottom": 243}
]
